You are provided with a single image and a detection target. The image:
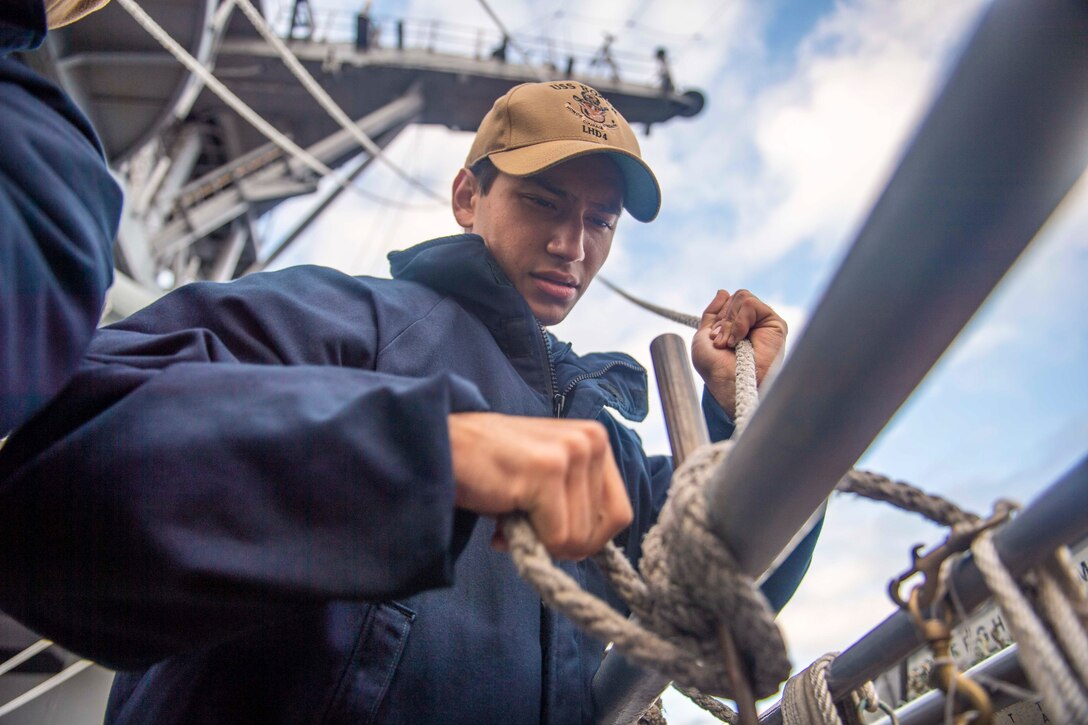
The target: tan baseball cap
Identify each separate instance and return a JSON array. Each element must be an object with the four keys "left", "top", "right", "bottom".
[{"left": 466, "top": 81, "right": 661, "bottom": 222}]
